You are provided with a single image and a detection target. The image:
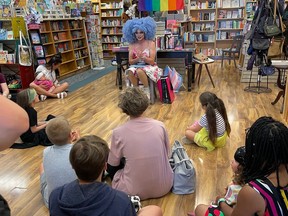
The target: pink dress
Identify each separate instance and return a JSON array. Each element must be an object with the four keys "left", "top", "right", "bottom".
[
  {"left": 108, "top": 117, "right": 173, "bottom": 200},
  {"left": 127, "top": 48, "right": 163, "bottom": 82}
]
